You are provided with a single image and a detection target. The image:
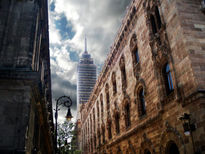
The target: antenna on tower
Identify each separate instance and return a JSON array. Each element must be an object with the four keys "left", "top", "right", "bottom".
[{"left": 85, "top": 34, "right": 87, "bottom": 53}]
